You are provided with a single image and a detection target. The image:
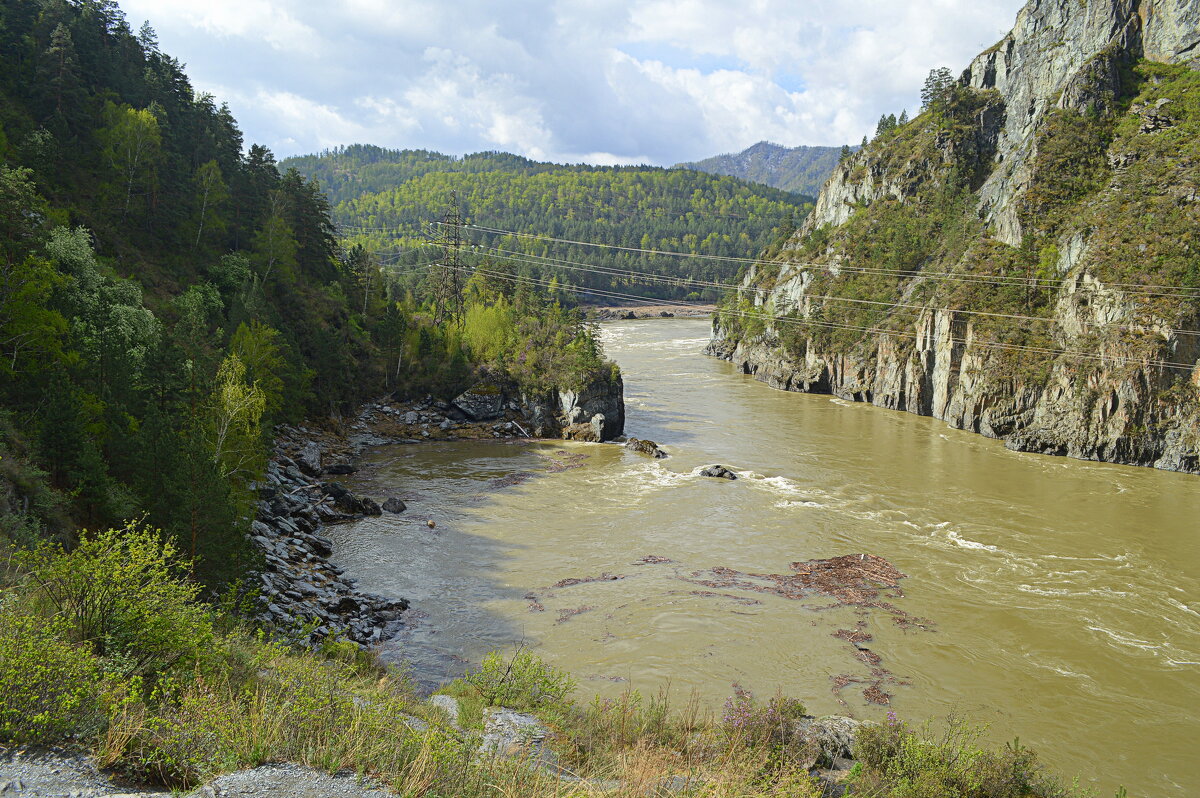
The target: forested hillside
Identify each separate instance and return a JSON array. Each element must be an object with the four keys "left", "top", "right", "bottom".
[
  {"left": 283, "top": 145, "right": 812, "bottom": 302},
  {"left": 676, "top": 141, "right": 849, "bottom": 196},
  {"left": 0, "top": 1, "right": 610, "bottom": 586}
]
